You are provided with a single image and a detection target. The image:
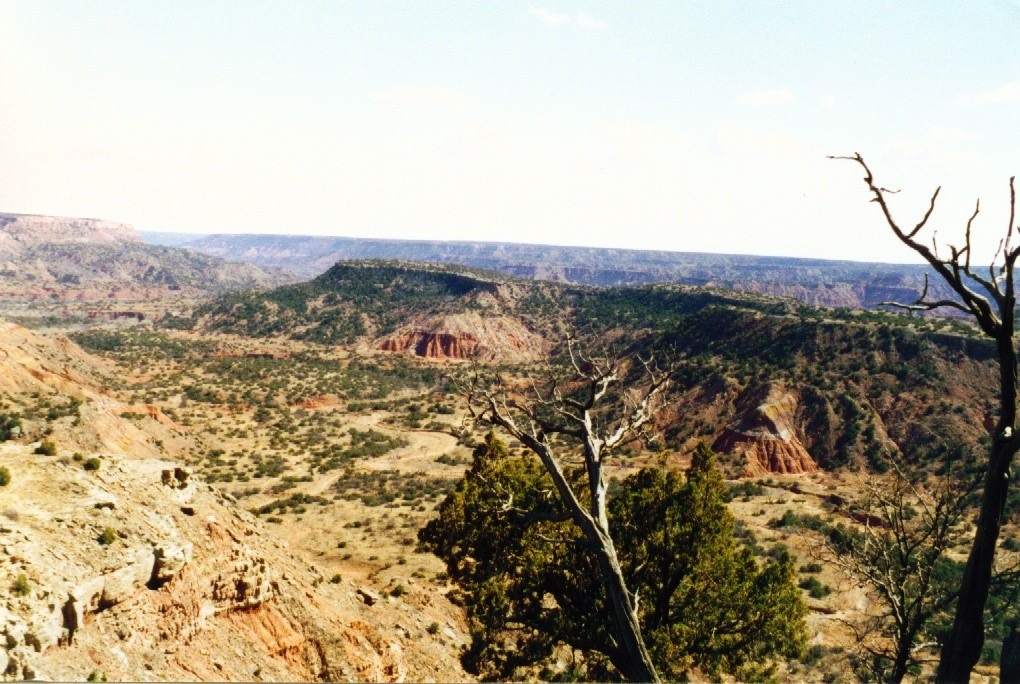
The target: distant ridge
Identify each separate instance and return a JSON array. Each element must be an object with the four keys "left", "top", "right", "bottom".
[
  {"left": 0, "top": 212, "right": 140, "bottom": 249},
  {"left": 0, "top": 216, "right": 292, "bottom": 301},
  {"left": 144, "top": 231, "right": 960, "bottom": 313}
]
